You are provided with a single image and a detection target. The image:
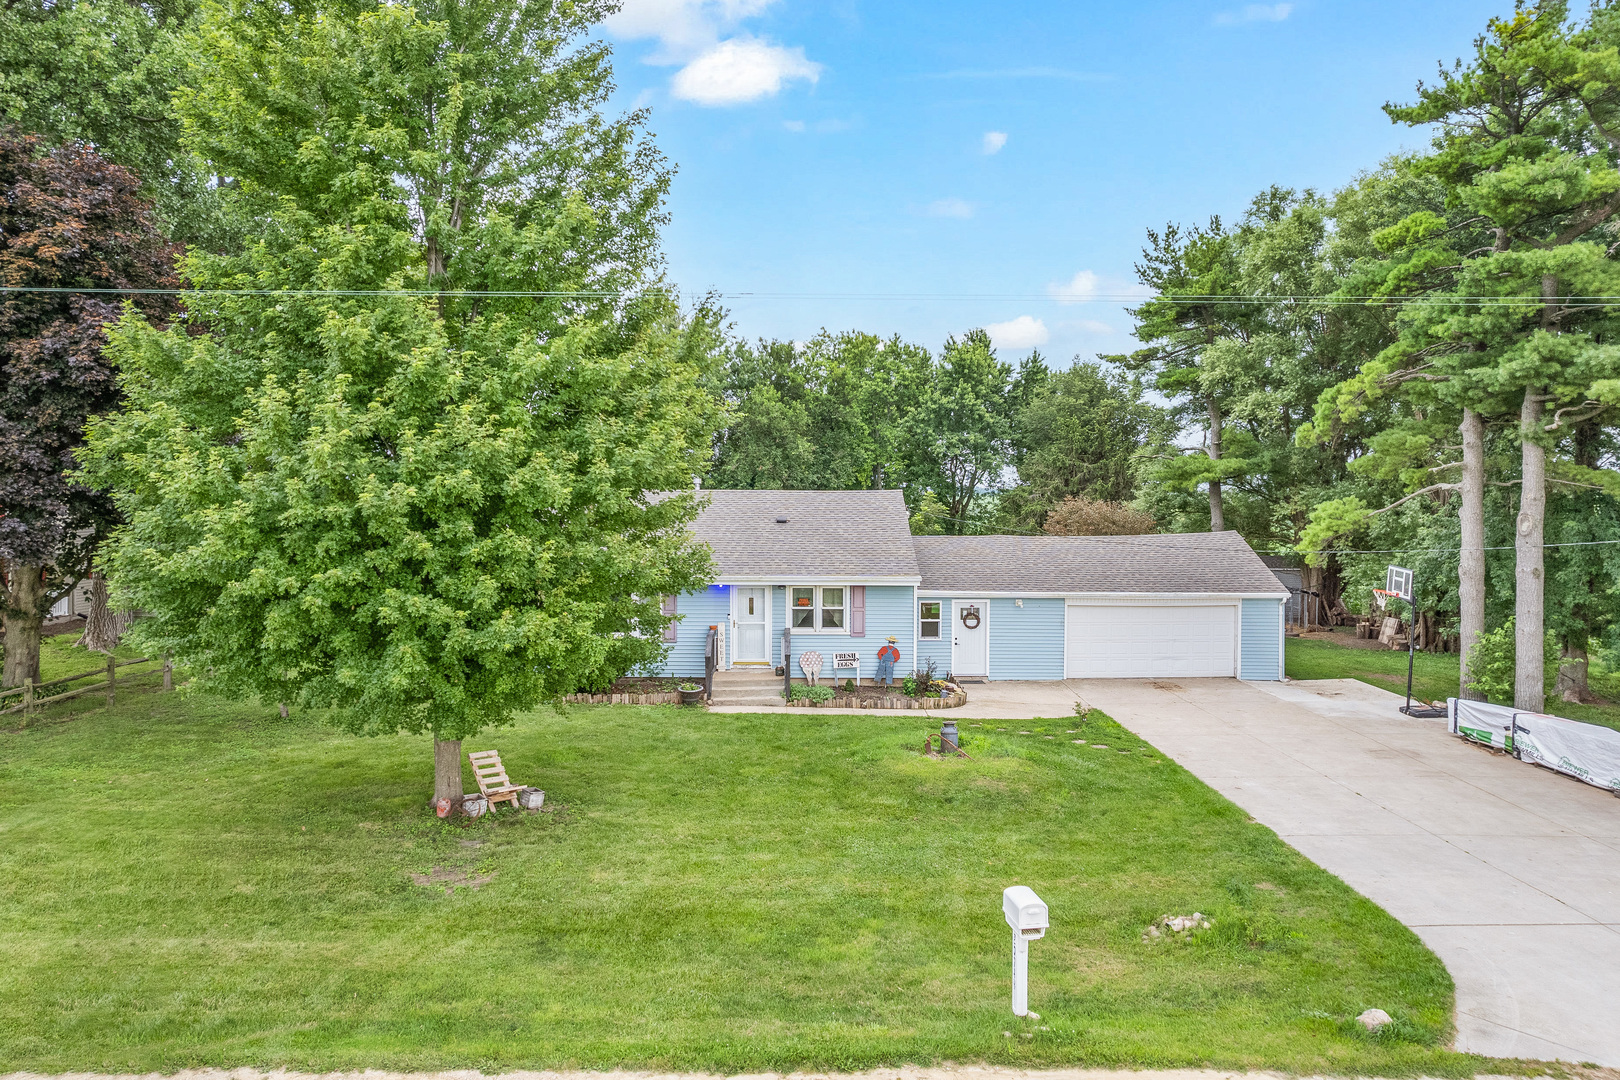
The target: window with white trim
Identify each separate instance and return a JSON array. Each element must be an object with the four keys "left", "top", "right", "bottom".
[
  {"left": 919, "top": 600, "right": 941, "bottom": 639},
  {"left": 788, "top": 586, "right": 848, "bottom": 633}
]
